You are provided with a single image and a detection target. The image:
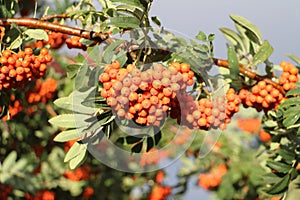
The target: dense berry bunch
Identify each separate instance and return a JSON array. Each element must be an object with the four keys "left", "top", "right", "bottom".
[
  {"left": 66, "top": 36, "right": 88, "bottom": 50},
  {"left": 1, "top": 95, "right": 23, "bottom": 121},
  {"left": 170, "top": 88, "right": 239, "bottom": 130},
  {"left": 99, "top": 61, "right": 194, "bottom": 126},
  {"left": 26, "top": 78, "right": 58, "bottom": 104},
  {"left": 35, "top": 30, "right": 68, "bottom": 49},
  {"left": 198, "top": 164, "right": 227, "bottom": 190},
  {"left": 0, "top": 48, "right": 52, "bottom": 91},
  {"left": 279, "top": 61, "right": 299, "bottom": 91},
  {"left": 239, "top": 80, "right": 284, "bottom": 112}
]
